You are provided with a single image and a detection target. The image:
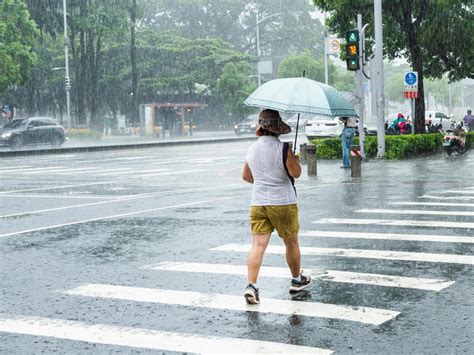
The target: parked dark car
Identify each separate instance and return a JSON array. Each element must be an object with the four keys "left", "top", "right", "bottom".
[
  {"left": 0, "top": 117, "right": 67, "bottom": 150},
  {"left": 234, "top": 113, "right": 259, "bottom": 135}
]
